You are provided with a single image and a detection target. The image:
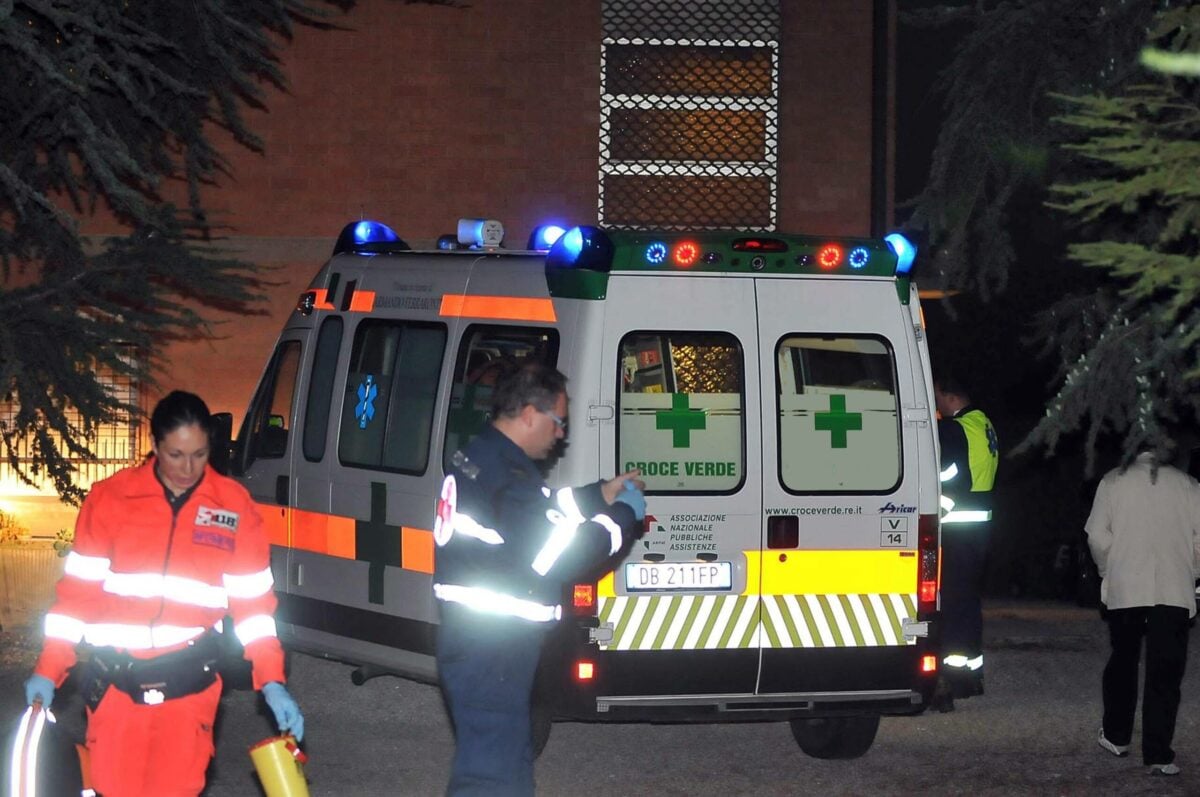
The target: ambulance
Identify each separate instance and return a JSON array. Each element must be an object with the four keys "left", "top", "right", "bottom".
[{"left": 229, "top": 217, "right": 942, "bottom": 759}]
